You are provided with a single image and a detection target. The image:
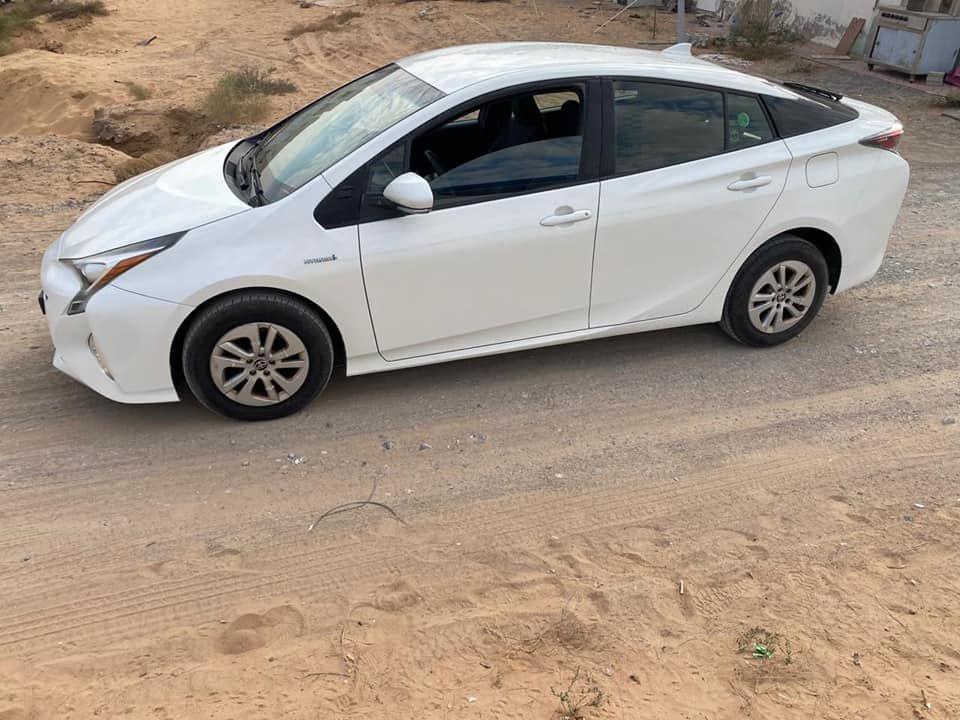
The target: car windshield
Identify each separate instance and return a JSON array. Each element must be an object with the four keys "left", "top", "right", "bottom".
[{"left": 253, "top": 65, "right": 444, "bottom": 203}]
